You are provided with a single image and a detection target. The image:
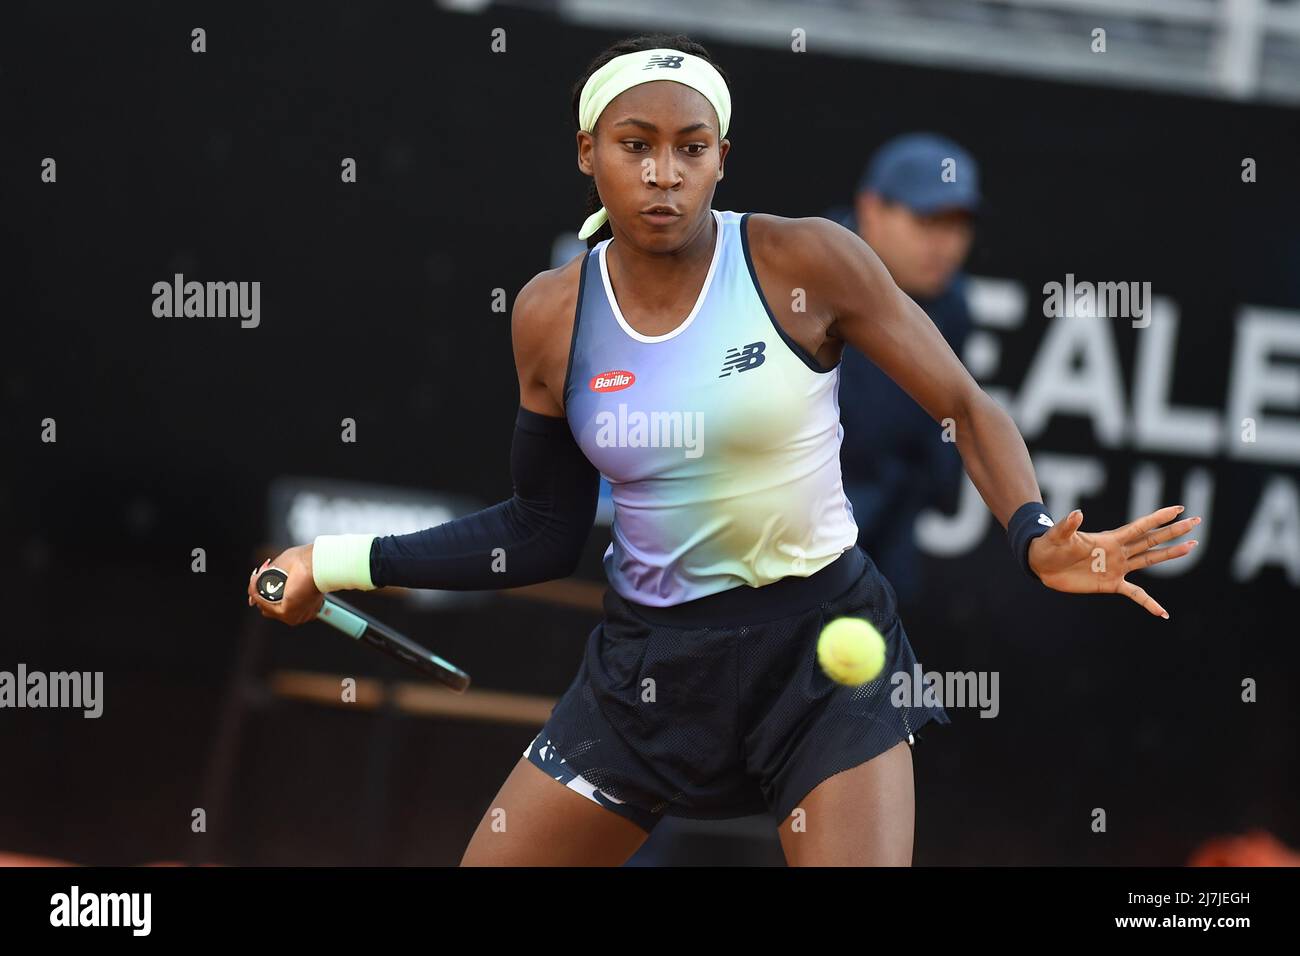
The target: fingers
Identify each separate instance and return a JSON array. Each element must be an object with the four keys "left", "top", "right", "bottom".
[
  {"left": 1115, "top": 505, "right": 1185, "bottom": 543},
  {"left": 1125, "top": 539, "right": 1199, "bottom": 574},
  {"left": 1049, "top": 508, "right": 1084, "bottom": 541},
  {"left": 247, "top": 557, "right": 273, "bottom": 610},
  {"left": 1123, "top": 514, "right": 1202, "bottom": 554},
  {"left": 1119, "top": 579, "right": 1169, "bottom": 619}
]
